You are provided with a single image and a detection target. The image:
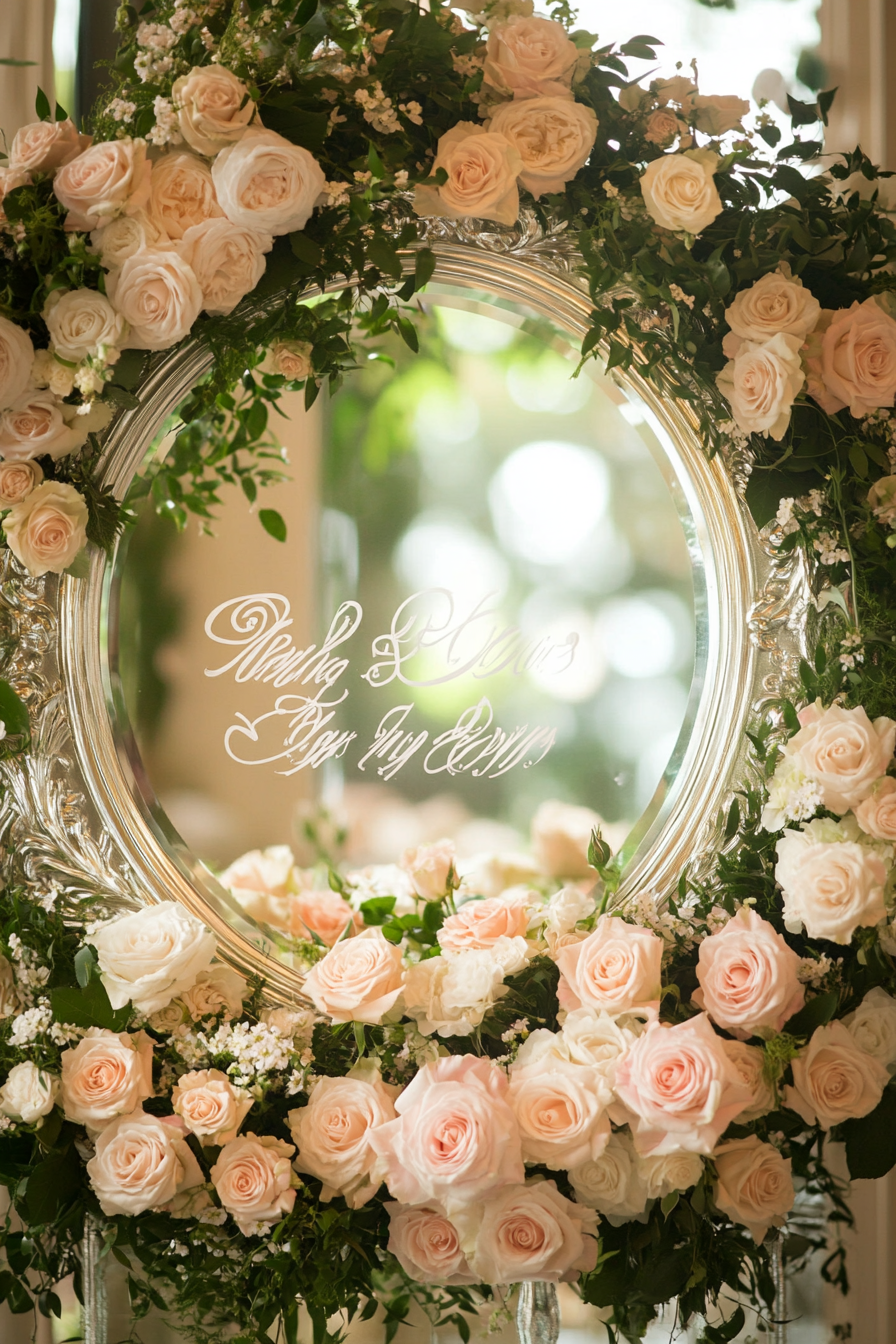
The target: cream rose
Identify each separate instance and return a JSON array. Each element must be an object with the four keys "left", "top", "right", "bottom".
[
  {"left": 483, "top": 17, "right": 579, "bottom": 99},
  {"left": 775, "top": 822, "right": 888, "bottom": 944},
  {"left": 147, "top": 152, "right": 224, "bottom": 241},
  {"left": 723, "top": 1040, "right": 776, "bottom": 1122},
  {"left": 715, "top": 332, "right": 805, "bottom": 441},
  {"left": 220, "top": 844, "right": 295, "bottom": 900},
  {"left": 172, "top": 1068, "right": 253, "bottom": 1146},
  {"left": 543, "top": 884, "right": 595, "bottom": 936},
  {"left": 644, "top": 108, "right": 681, "bottom": 147},
  {"left": 3, "top": 480, "right": 89, "bottom": 578},
  {"left": 60, "top": 1028, "right": 154, "bottom": 1130},
  {"left": 655, "top": 77, "right": 697, "bottom": 108},
  {"left": 438, "top": 894, "right": 529, "bottom": 953},
  {"left": 0, "top": 390, "right": 86, "bottom": 462},
  {"left": 488, "top": 97, "right": 597, "bottom": 198},
  {"left": 786, "top": 700, "right": 896, "bottom": 813},
  {"left": 106, "top": 248, "right": 203, "bottom": 352},
  {"left": 302, "top": 928, "right": 404, "bottom": 1024},
  {"left": 461, "top": 1180, "right": 598, "bottom": 1284},
  {"left": 44, "top": 288, "right": 125, "bottom": 362},
  {"left": 693, "top": 908, "right": 804, "bottom": 1038},
  {"left": 210, "top": 1132, "right": 297, "bottom": 1234},
  {"left": 868, "top": 475, "right": 896, "bottom": 527},
  {"left": 402, "top": 947, "right": 508, "bottom": 1037},
  {"left": 843, "top": 987, "right": 896, "bottom": 1072},
  {"left": 90, "top": 901, "right": 217, "bottom": 1014},
  {"left": 640, "top": 149, "right": 722, "bottom": 236},
  {"left": 260, "top": 340, "right": 313, "bottom": 382},
  {"left": 724, "top": 266, "right": 821, "bottom": 348},
  {"left": 785, "top": 1020, "right": 889, "bottom": 1129},
  {"left": 368, "top": 1054, "right": 524, "bottom": 1214},
  {"left": 180, "top": 965, "right": 247, "bottom": 1020},
  {"left": 713, "top": 1136, "right": 794, "bottom": 1243},
  {"left": 568, "top": 1130, "right": 648, "bottom": 1219},
  {"left": 289, "top": 887, "right": 361, "bottom": 946},
  {"left": 289, "top": 1062, "right": 399, "bottom": 1207},
  {"left": 0, "top": 1062, "right": 60, "bottom": 1124},
  {"left": 386, "top": 1203, "right": 477, "bottom": 1285},
  {"left": 53, "top": 137, "right": 152, "bottom": 231},
  {"left": 531, "top": 799, "right": 604, "bottom": 879},
  {"left": 855, "top": 776, "right": 896, "bottom": 840},
  {"left": 691, "top": 94, "right": 750, "bottom": 136},
  {"left": 559, "top": 1008, "right": 639, "bottom": 1082},
  {"left": 0, "top": 316, "right": 35, "bottom": 411},
  {"left": 813, "top": 298, "right": 896, "bottom": 419},
  {"left": 212, "top": 128, "right": 325, "bottom": 235},
  {"left": 509, "top": 1059, "right": 611, "bottom": 1168},
  {"left": 172, "top": 66, "right": 258, "bottom": 157},
  {"left": 401, "top": 839, "right": 456, "bottom": 900},
  {"left": 260, "top": 1005, "right": 315, "bottom": 1043},
  {"left": 9, "top": 119, "right": 90, "bottom": 174},
  {"left": 87, "top": 1110, "right": 204, "bottom": 1216},
  {"left": 414, "top": 124, "right": 521, "bottom": 227},
  {"left": 638, "top": 1149, "right": 704, "bottom": 1200},
  {"left": 178, "top": 217, "right": 271, "bottom": 317},
  {"left": 555, "top": 915, "right": 663, "bottom": 1015},
  {"left": 89, "top": 211, "right": 168, "bottom": 269}
]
